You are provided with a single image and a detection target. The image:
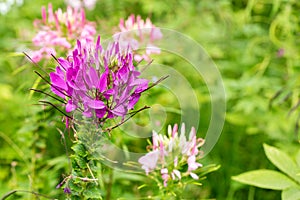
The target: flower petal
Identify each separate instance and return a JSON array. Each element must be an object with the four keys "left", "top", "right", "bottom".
[
  {"left": 66, "top": 100, "right": 77, "bottom": 112},
  {"left": 50, "top": 72, "right": 68, "bottom": 91},
  {"left": 190, "top": 172, "right": 199, "bottom": 180},
  {"left": 138, "top": 150, "right": 159, "bottom": 173},
  {"left": 87, "top": 99, "right": 105, "bottom": 109}
]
